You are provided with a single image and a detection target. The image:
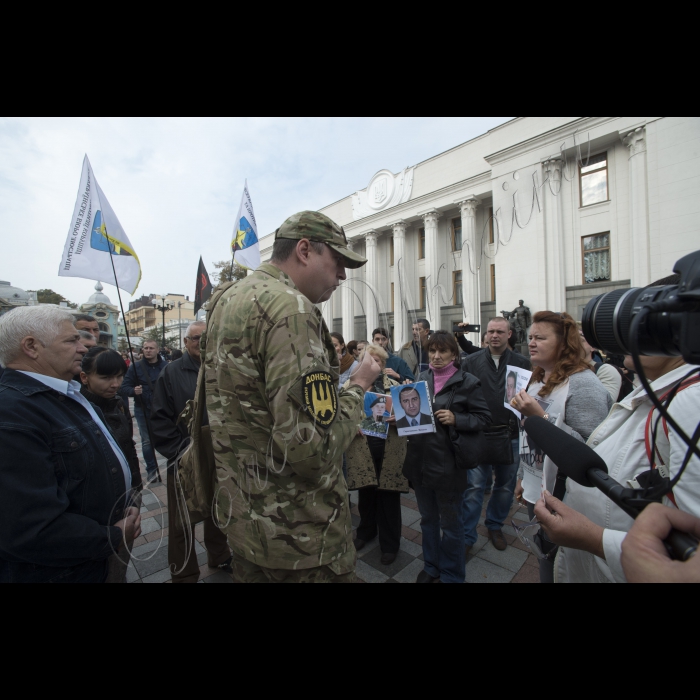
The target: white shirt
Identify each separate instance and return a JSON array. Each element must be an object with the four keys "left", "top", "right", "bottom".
[
  {"left": 18, "top": 372, "right": 132, "bottom": 493},
  {"left": 556, "top": 365, "right": 700, "bottom": 584}
]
